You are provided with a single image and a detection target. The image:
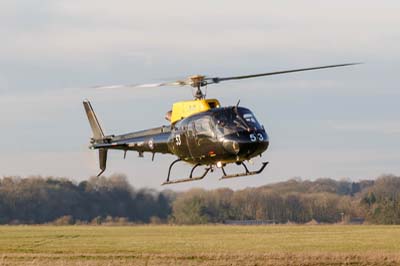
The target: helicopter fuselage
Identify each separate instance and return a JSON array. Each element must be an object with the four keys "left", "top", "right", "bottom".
[{"left": 89, "top": 105, "right": 269, "bottom": 168}]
